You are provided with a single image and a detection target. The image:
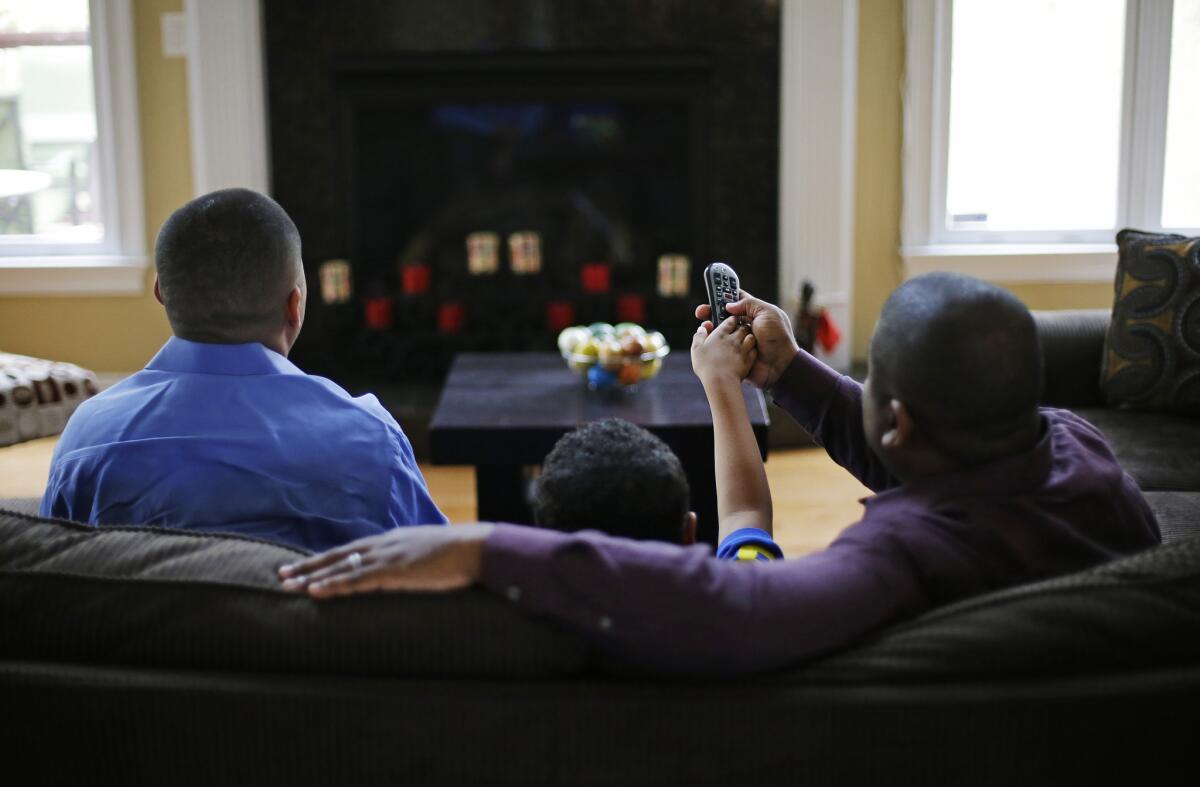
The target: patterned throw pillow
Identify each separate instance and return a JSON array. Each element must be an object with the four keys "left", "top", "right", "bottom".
[{"left": 1101, "top": 229, "right": 1200, "bottom": 412}]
